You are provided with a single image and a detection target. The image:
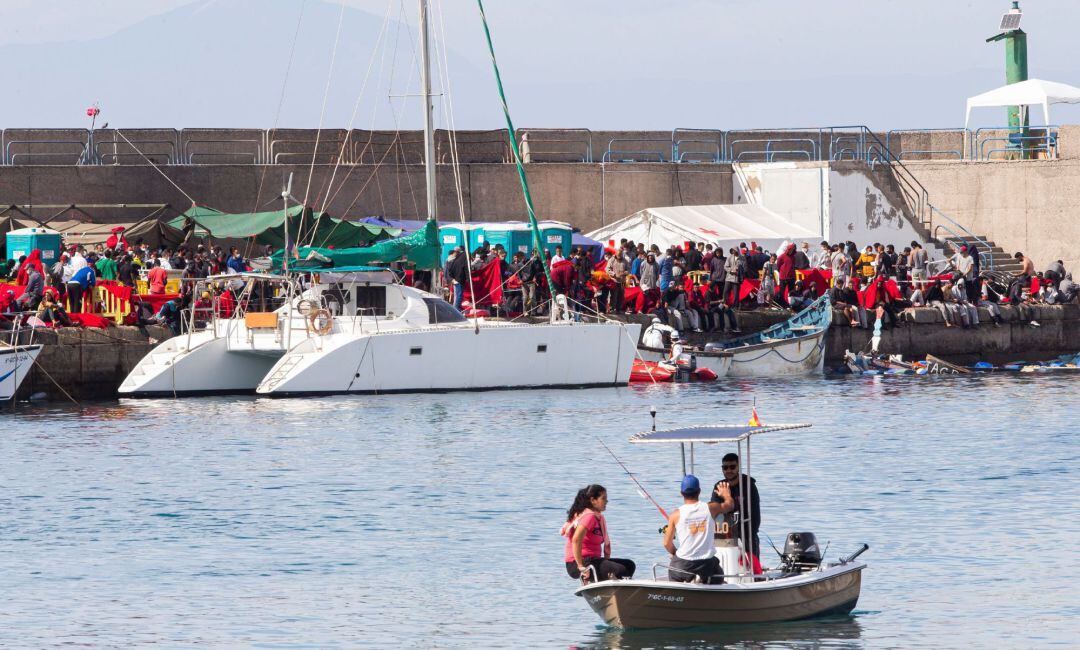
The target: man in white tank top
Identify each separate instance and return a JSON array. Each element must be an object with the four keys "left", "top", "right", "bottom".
[{"left": 662, "top": 475, "right": 733, "bottom": 583}]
